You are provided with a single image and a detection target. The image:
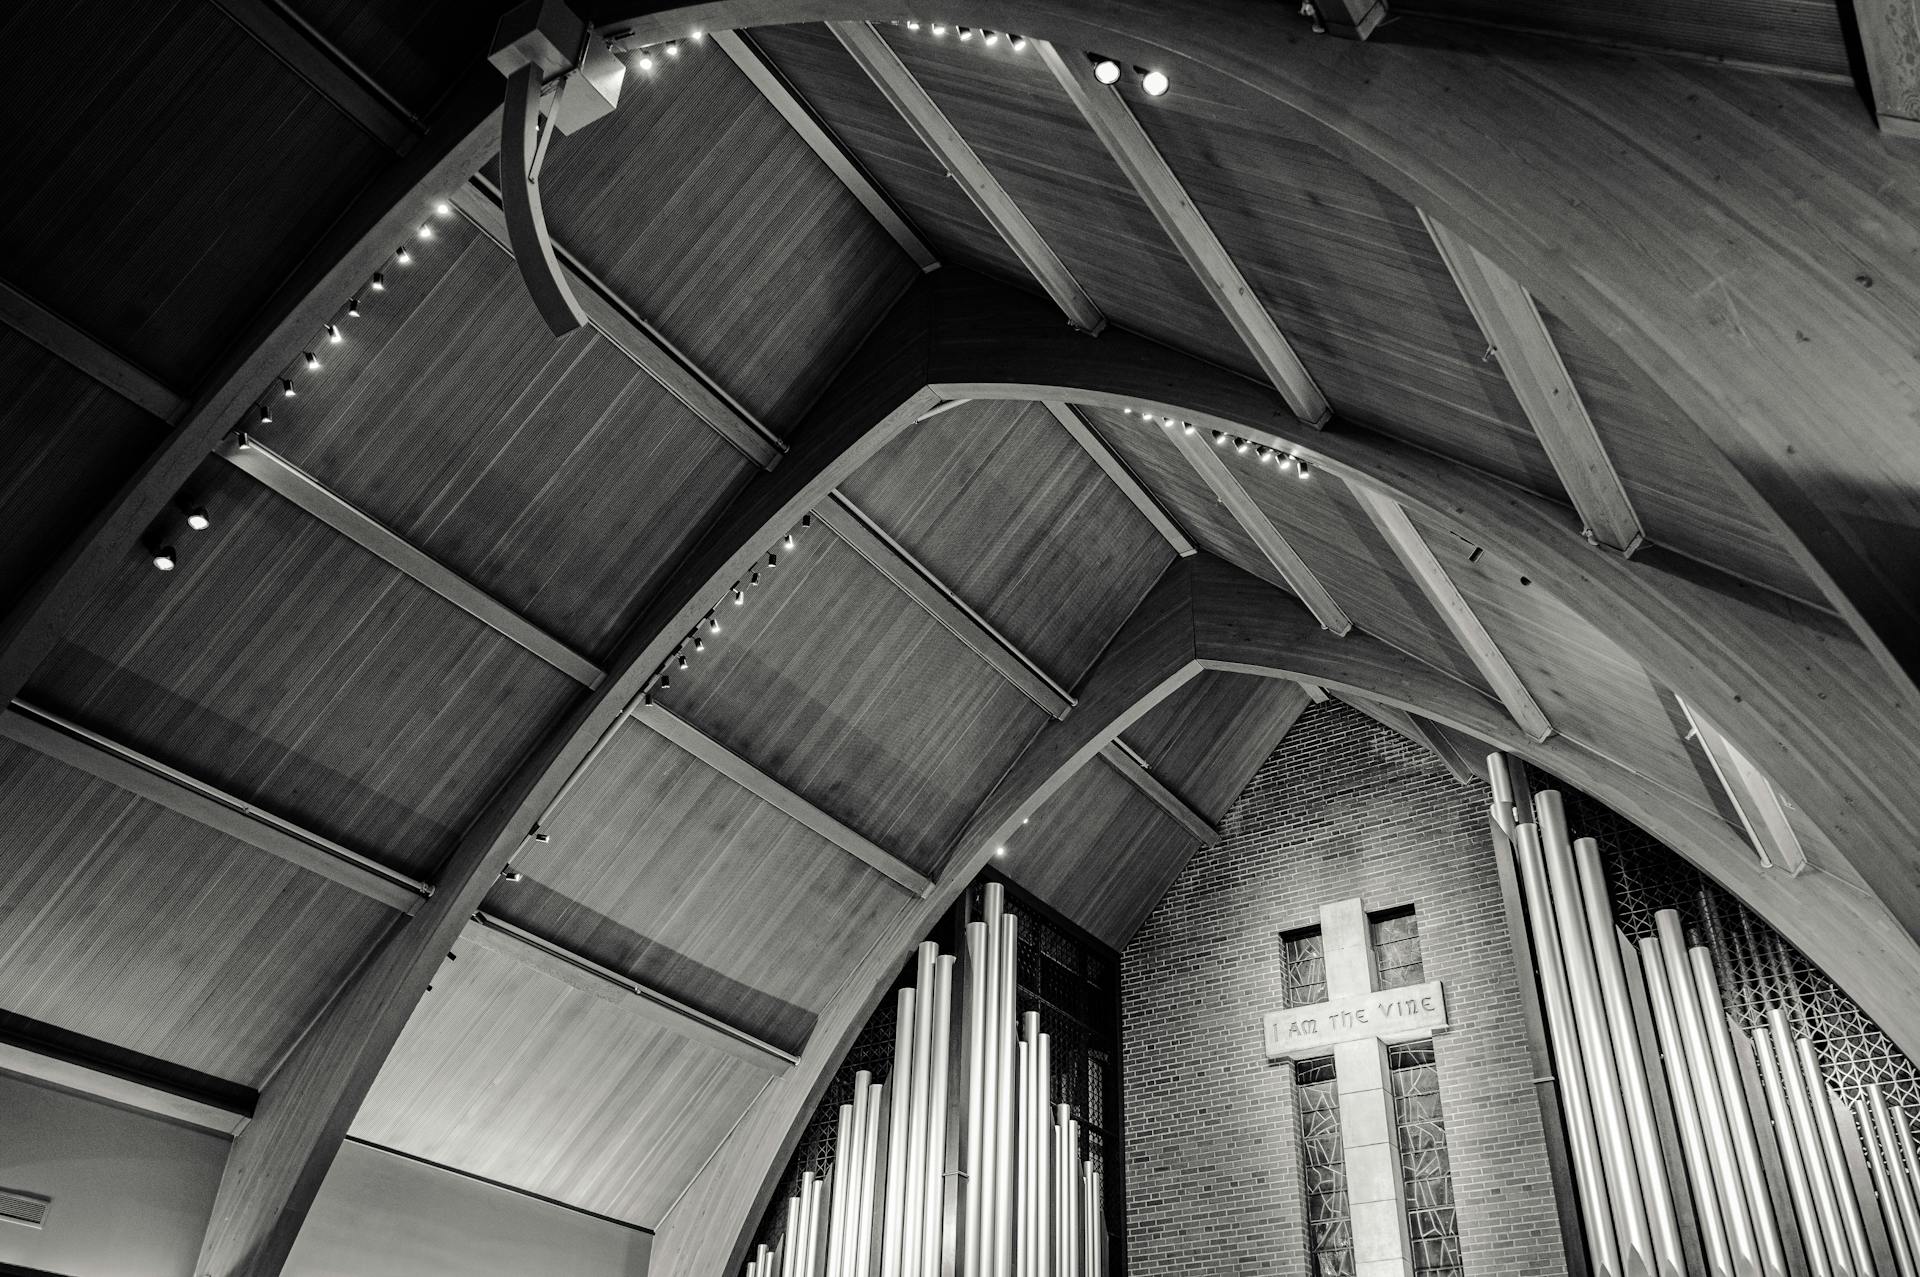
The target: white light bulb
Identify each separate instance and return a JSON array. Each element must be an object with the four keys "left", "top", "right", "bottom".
[
  {"left": 435, "top": 200, "right": 452, "bottom": 216},
  {"left": 186, "top": 508, "right": 211, "bottom": 532},
  {"left": 153, "top": 546, "right": 177, "bottom": 572},
  {"left": 666, "top": 41, "right": 680, "bottom": 56},
  {"left": 1011, "top": 35, "right": 1027, "bottom": 51},
  {"left": 931, "top": 22, "right": 947, "bottom": 35},
  {"left": 1093, "top": 58, "right": 1121, "bottom": 85},
  {"left": 1141, "top": 68, "right": 1170, "bottom": 96},
  {"left": 640, "top": 53, "right": 655, "bottom": 71}
]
